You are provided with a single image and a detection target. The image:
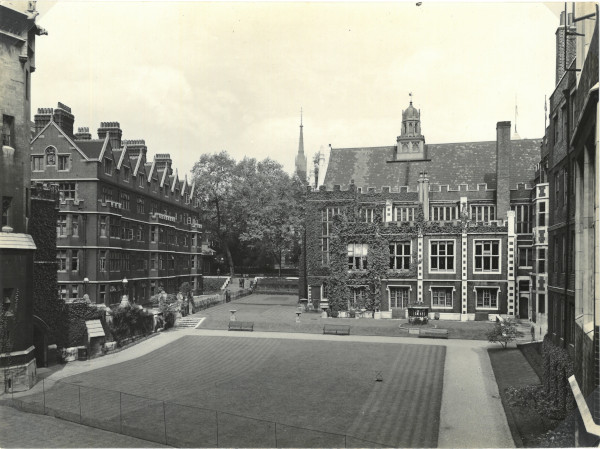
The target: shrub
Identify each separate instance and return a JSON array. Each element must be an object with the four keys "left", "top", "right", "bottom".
[
  {"left": 108, "top": 305, "right": 154, "bottom": 345},
  {"left": 163, "top": 310, "right": 176, "bottom": 329},
  {"left": 486, "top": 317, "right": 522, "bottom": 348},
  {"left": 542, "top": 335, "right": 576, "bottom": 415}
]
